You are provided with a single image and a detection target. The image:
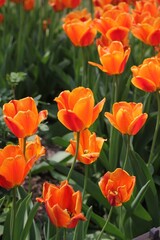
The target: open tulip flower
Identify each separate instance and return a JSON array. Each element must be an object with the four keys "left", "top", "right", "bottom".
[
  {"left": 131, "top": 16, "right": 160, "bottom": 47},
  {"left": 131, "top": 56, "right": 160, "bottom": 92},
  {"left": 0, "top": 142, "right": 44, "bottom": 189},
  {"left": 105, "top": 101, "right": 148, "bottom": 135},
  {"left": 88, "top": 41, "right": 131, "bottom": 75},
  {"left": 92, "top": 7, "right": 132, "bottom": 45},
  {"left": 99, "top": 168, "right": 136, "bottom": 206},
  {"left": 19, "top": 135, "right": 46, "bottom": 163},
  {"left": 62, "top": 8, "right": 97, "bottom": 47},
  {"left": 54, "top": 86, "right": 105, "bottom": 132},
  {"left": 3, "top": 97, "right": 48, "bottom": 138},
  {"left": 36, "top": 180, "right": 86, "bottom": 228},
  {"left": 66, "top": 129, "right": 105, "bottom": 165}
]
